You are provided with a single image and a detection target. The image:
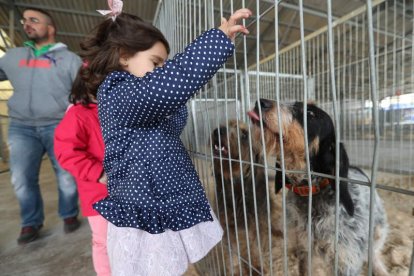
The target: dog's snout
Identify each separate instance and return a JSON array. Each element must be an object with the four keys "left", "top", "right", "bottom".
[{"left": 259, "top": 98, "right": 274, "bottom": 110}]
